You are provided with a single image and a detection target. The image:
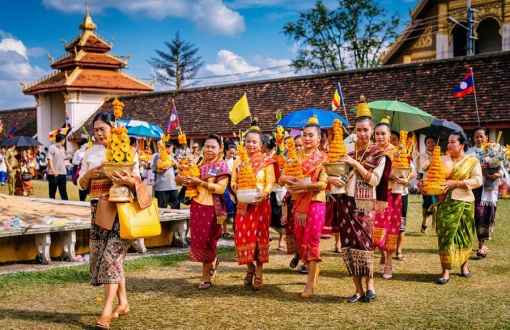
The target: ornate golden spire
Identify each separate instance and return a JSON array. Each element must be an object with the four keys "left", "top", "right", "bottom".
[{"left": 79, "top": 2, "right": 97, "bottom": 31}]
